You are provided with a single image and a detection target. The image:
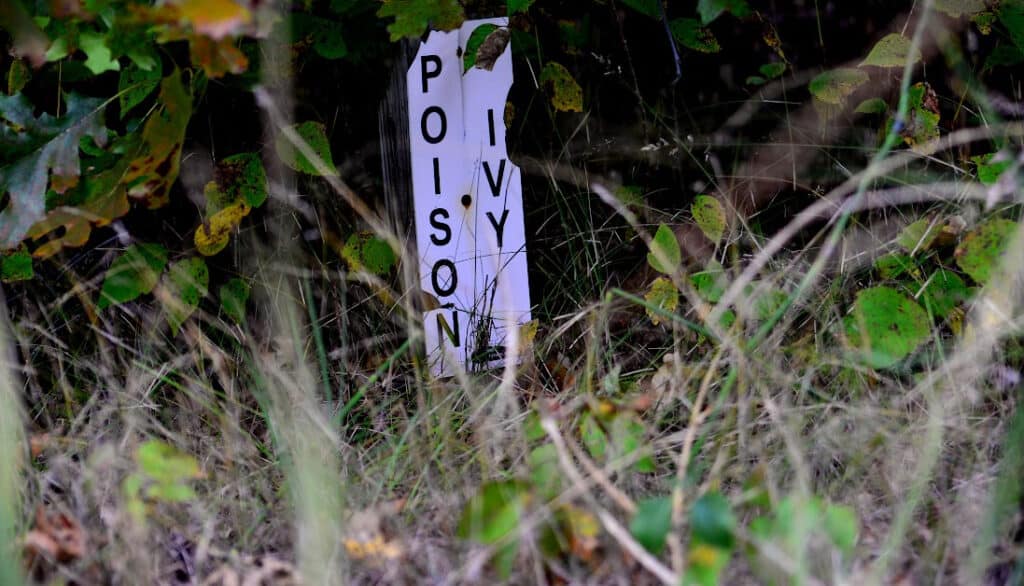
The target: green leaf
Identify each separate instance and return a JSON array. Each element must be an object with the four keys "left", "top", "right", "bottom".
[
  {"left": 860, "top": 33, "right": 921, "bottom": 68},
  {"left": 934, "top": 0, "right": 986, "bottom": 17},
  {"left": 377, "top": 0, "right": 465, "bottom": 41},
  {"left": 79, "top": 30, "right": 121, "bottom": 75},
  {"left": 894, "top": 82, "right": 940, "bottom": 150},
  {"left": 698, "top": 0, "right": 751, "bottom": 25},
  {"left": 0, "top": 248, "right": 33, "bottom": 282},
  {"left": 691, "top": 261, "right": 727, "bottom": 303},
  {"left": 611, "top": 414, "right": 654, "bottom": 472},
  {"left": 341, "top": 232, "right": 396, "bottom": 275},
  {"left": 684, "top": 542, "right": 731, "bottom": 586},
  {"left": 669, "top": 19, "right": 720, "bottom": 53},
  {"left": 690, "top": 492, "right": 736, "bottom": 549},
  {"left": 897, "top": 218, "right": 941, "bottom": 253},
  {"left": 855, "top": 97, "right": 888, "bottom": 114},
  {"left": 647, "top": 223, "right": 681, "bottom": 274},
  {"left": 457, "top": 480, "right": 527, "bottom": 545},
  {"left": 971, "top": 153, "right": 1013, "bottom": 185},
  {"left": 580, "top": 412, "right": 608, "bottom": 461},
  {"left": 162, "top": 257, "right": 209, "bottom": 335},
  {"left": 507, "top": 0, "right": 536, "bottom": 14},
  {"left": 823, "top": 504, "right": 858, "bottom": 553},
  {"left": 692, "top": 195, "right": 726, "bottom": 243},
  {"left": 118, "top": 62, "right": 163, "bottom": 117},
  {"left": 6, "top": 59, "right": 30, "bottom": 95},
  {"left": 759, "top": 62, "right": 786, "bottom": 79},
  {"left": 809, "top": 68, "right": 868, "bottom": 105},
  {"left": 539, "top": 62, "right": 583, "bottom": 113},
  {"left": 219, "top": 278, "right": 250, "bottom": 324},
  {"left": 463, "top": 24, "right": 499, "bottom": 72},
  {"left": 294, "top": 14, "right": 349, "bottom": 60},
  {"left": 527, "top": 444, "right": 561, "bottom": 498},
  {"left": 919, "top": 269, "right": 968, "bottom": 319},
  {"left": 998, "top": 0, "right": 1024, "bottom": 51},
  {"left": 619, "top": 0, "right": 661, "bottom": 18},
  {"left": 644, "top": 276, "right": 679, "bottom": 325},
  {"left": 844, "top": 286, "right": 930, "bottom": 369},
  {"left": 629, "top": 496, "right": 672, "bottom": 555},
  {"left": 98, "top": 243, "right": 168, "bottom": 309},
  {"left": 874, "top": 253, "right": 916, "bottom": 280},
  {"left": 216, "top": 152, "right": 268, "bottom": 209},
  {"left": 956, "top": 218, "right": 1018, "bottom": 284},
  {"left": 137, "top": 440, "right": 201, "bottom": 484},
  {"left": 0, "top": 92, "right": 108, "bottom": 248},
  {"left": 751, "top": 285, "right": 787, "bottom": 321},
  {"left": 276, "top": 121, "right": 337, "bottom": 176}
]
